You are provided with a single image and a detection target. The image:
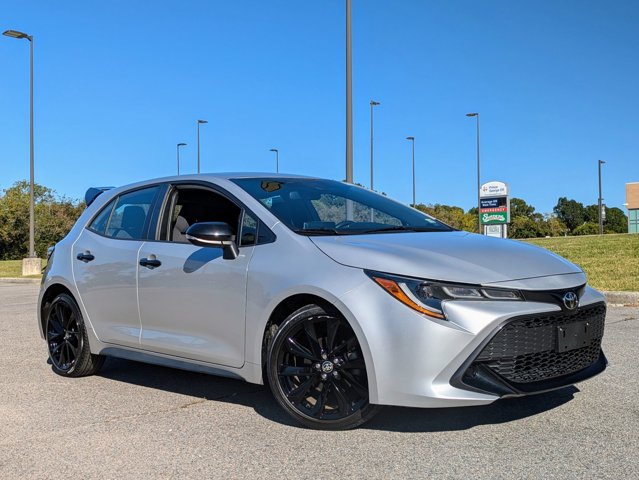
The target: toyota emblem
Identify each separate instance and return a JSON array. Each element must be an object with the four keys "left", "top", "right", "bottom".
[{"left": 562, "top": 292, "right": 579, "bottom": 310}]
